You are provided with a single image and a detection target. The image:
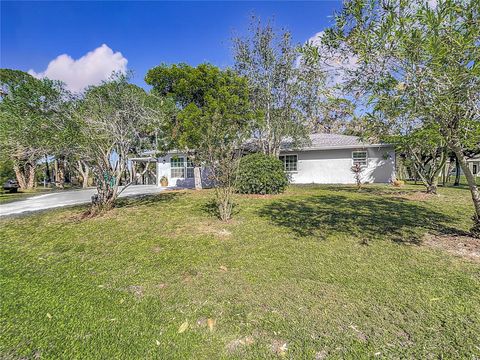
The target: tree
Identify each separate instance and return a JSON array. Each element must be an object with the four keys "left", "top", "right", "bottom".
[
  {"left": 74, "top": 159, "right": 90, "bottom": 188},
  {"left": 310, "top": 97, "right": 356, "bottom": 134},
  {"left": 321, "top": 0, "right": 480, "bottom": 236},
  {"left": 391, "top": 126, "right": 448, "bottom": 194},
  {"left": 0, "top": 157, "right": 15, "bottom": 185},
  {"left": 146, "top": 64, "right": 255, "bottom": 220},
  {"left": 233, "top": 16, "right": 328, "bottom": 156},
  {"left": 351, "top": 163, "right": 363, "bottom": 189},
  {"left": 0, "top": 69, "right": 69, "bottom": 190},
  {"left": 72, "top": 74, "right": 168, "bottom": 211}
]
